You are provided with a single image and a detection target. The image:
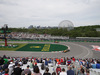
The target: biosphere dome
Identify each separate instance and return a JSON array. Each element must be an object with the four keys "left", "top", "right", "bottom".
[{"left": 58, "top": 20, "right": 74, "bottom": 30}]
